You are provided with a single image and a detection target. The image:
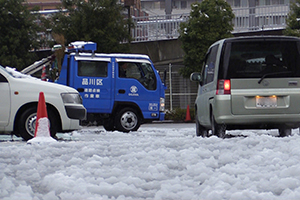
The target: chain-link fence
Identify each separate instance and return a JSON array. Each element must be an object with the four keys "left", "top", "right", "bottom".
[{"left": 156, "top": 64, "right": 198, "bottom": 111}]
